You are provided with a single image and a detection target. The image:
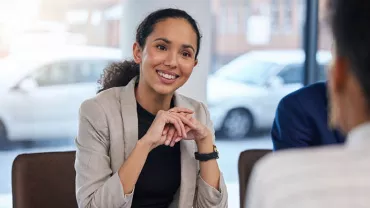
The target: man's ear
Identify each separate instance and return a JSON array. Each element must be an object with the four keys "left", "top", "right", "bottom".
[
  {"left": 331, "top": 56, "right": 349, "bottom": 93},
  {"left": 133, "top": 42, "right": 142, "bottom": 64},
  {"left": 194, "top": 59, "right": 198, "bottom": 67}
]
